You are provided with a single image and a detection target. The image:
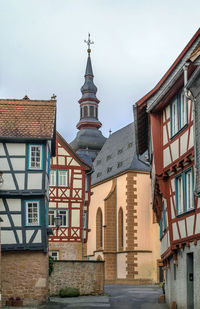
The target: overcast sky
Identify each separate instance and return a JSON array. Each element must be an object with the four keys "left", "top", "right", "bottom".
[{"left": 0, "top": 0, "right": 200, "bottom": 142}]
